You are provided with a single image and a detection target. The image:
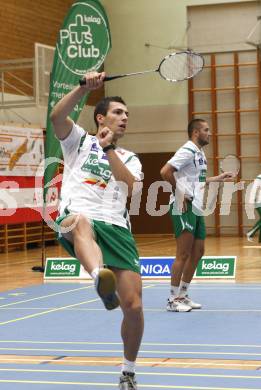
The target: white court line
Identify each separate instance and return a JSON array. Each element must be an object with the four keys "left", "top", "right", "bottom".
[
  {"left": 0, "top": 340, "right": 261, "bottom": 348},
  {"left": 0, "top": 347, "right": 261, "bottom": 357},
  {"left": 0, "top": 299, "right": 99, "bottom": 326},
  {"left": 0, "top": 286, "right": 94, "bottom": 309},
  {"left": 0, "top": 284, "right": 155, "bottom": 326},
  {"left": 143, "top": 286, "right": 261, "bottom": 290},
  {"left": 243, "top": 245, "right": 261, "bottom": 249},
  {"left": 0, "top": 367, "right": 260, "bottom": 380},
  {"left": 143, "top": 309, "right": 261, "bottom": 313},
  {"left": 0, "top": 307, "right": 261, "bottom": 313},
  {"left": 0, "top": 379, "right": 258, "bottom": 389}
]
